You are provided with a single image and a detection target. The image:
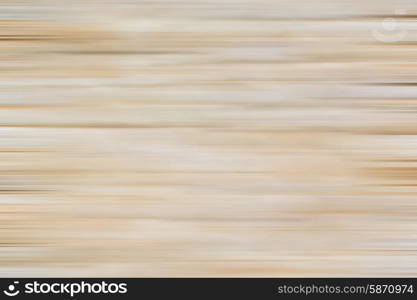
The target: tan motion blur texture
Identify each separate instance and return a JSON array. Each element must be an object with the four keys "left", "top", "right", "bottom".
[{"left": 1, "top": 0, "right": 417, "bottom": 276}]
